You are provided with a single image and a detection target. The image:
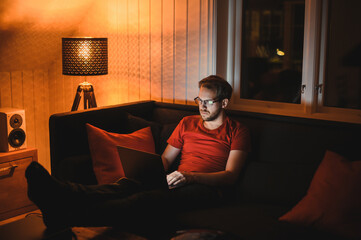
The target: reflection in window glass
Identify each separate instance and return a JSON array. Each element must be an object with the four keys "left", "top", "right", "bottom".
[
  {"left": 240, "top": 0, "right": 305, "bottom": 104},
  {"left": 324, "top": 1, "right": 361, "bottom": 110}
]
